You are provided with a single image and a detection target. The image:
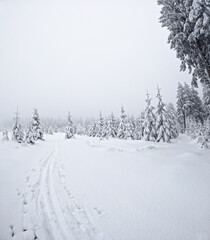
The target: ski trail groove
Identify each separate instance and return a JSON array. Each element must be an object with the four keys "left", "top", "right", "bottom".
[{"left": 35, "top": 143, "right": 100, "bottom": 240}]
